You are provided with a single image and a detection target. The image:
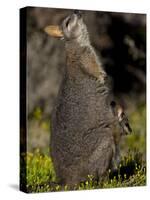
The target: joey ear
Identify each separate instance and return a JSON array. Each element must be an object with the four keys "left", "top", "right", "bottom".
[{"left": 44, "top": 25, "right": 64, "bottom": 38}]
